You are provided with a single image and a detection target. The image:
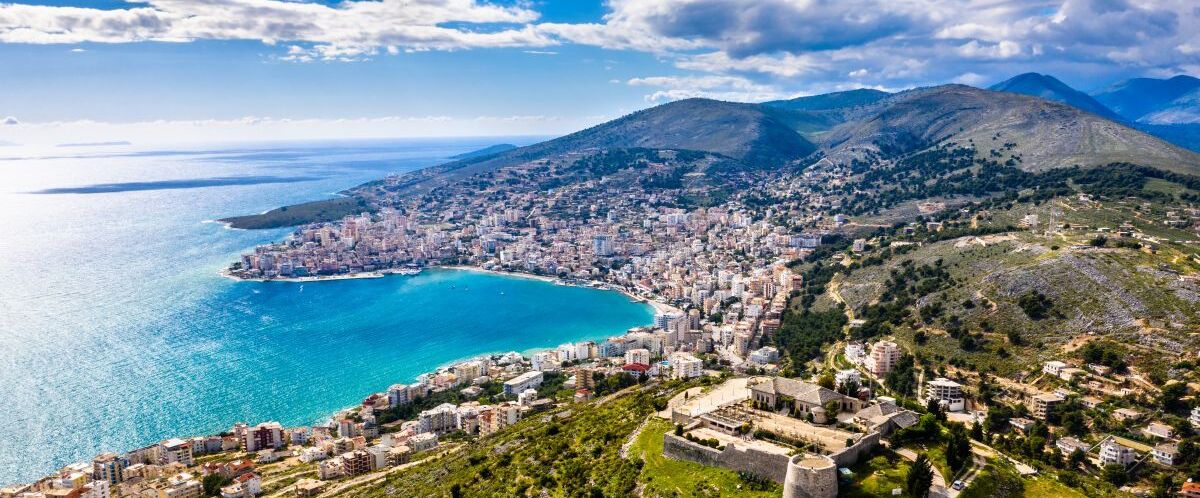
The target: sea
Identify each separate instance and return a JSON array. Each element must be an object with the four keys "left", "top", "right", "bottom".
[{"left": 0, "top": 138, "right": 654, "bottom": 485}]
